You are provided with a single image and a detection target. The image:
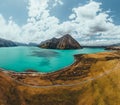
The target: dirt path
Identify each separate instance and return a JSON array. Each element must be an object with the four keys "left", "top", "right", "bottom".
[{"left": 5, "top": 62, "right": 119, "bottom": 88}]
